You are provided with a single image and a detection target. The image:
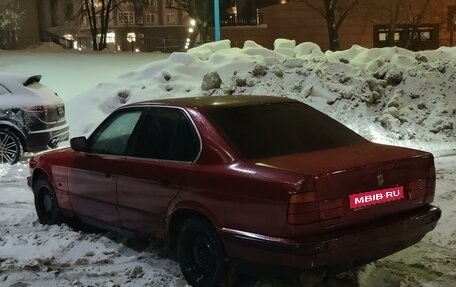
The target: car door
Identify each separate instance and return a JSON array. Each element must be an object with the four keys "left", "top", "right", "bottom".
[
  {"left": 116, "top": 107, "right": 201, "bottom": 237},
  {"left": 68, "top": 109, "right": 144, "bottom": 225}
]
